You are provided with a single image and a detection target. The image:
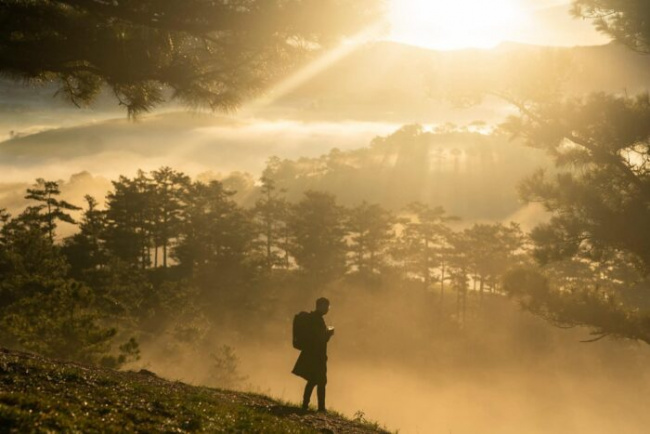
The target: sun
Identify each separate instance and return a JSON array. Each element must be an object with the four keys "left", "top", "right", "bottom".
[{"left": 389, "top": 0, "right": 527, "bottom": 50}]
